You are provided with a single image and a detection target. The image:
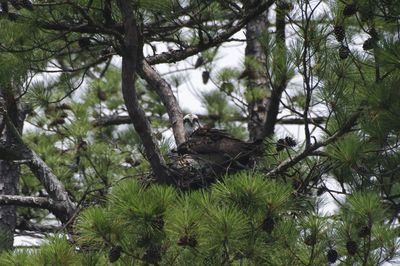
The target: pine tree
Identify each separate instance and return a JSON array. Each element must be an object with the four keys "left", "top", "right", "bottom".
[{"left": 0, "top": 0, "right": 400, "bottom": 265}]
